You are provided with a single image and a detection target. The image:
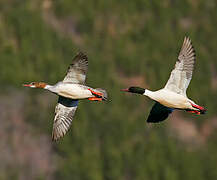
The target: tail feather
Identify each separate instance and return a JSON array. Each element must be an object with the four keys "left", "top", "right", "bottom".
[
  {"left": 200, "top": 109, "right": 207, "bottom": 114},
  {"left": 95, "top": 88, "right": 108, "bottom": 101}
]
